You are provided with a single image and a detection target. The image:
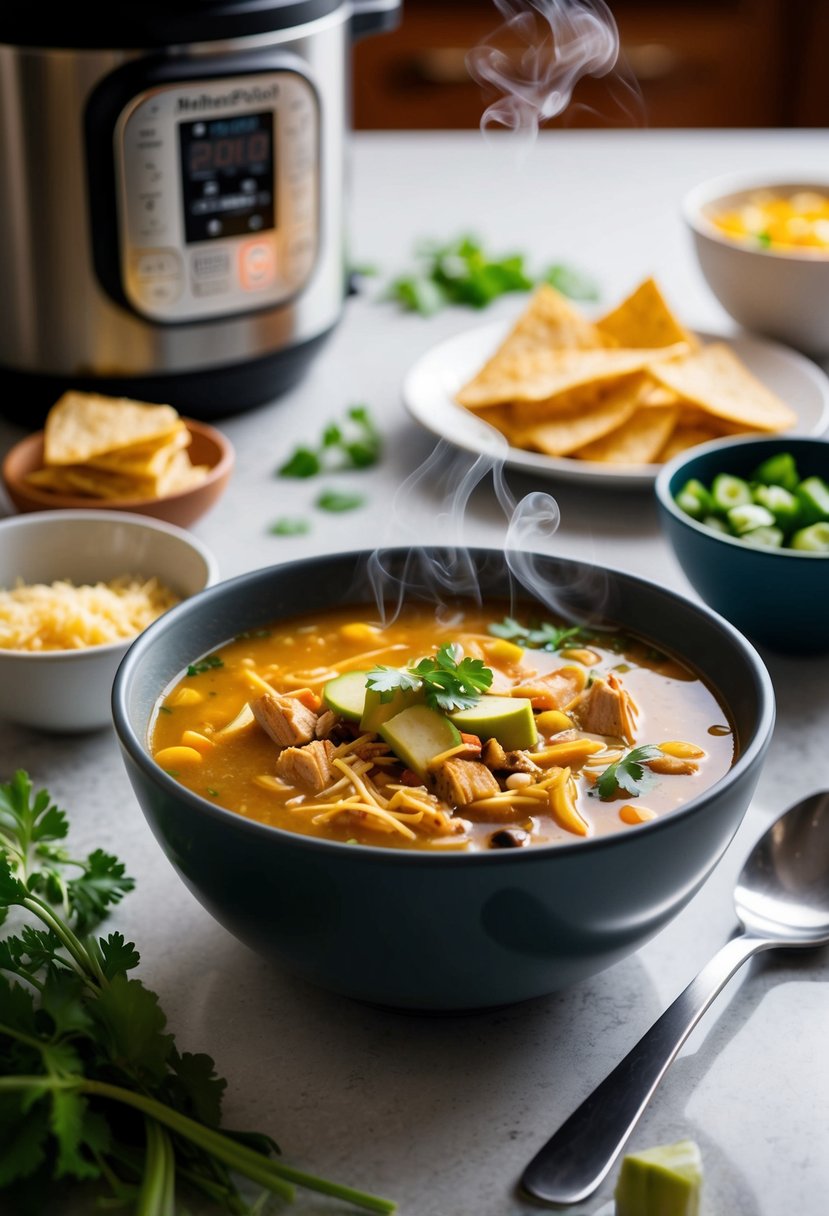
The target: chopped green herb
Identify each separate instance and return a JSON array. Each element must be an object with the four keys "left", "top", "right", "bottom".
[
  {"left": 206, "top": 787, "right": 220, "bottom": 797},
  {"left": 269, "top": 517, "right": 311, "bottom": 536},
  {"left": 367, "top": 642, "right": 493, "bottom": 712},
  {"left": 316, "top": 490, "right": 366, "bottom": 513},
  {"left": 277, "top": 405, "right": 381, "bottom": 477},
  {"left": 164, "top": 768, "right": 180, "bottom": 778},
  {"left": 0, "top": 771, "right": 395, "bottom": 1215},
  {"left": 593, "top": 744, "right": 664, "bottom": 800},
  {"left": 756, "top": 230, "right": 772, "bottom": 247},
  {"left": 488, "top": 616, "right": 589, "bottom": 651},
  {"left": 158, "top": 705, "right": 173, "bottom": 714},
  {"left": 541, "top": 263, "right": 601, "bottom": 301},
  {"left": 385, "top": 234, "right": 599, "bottom": 314},
  {"left": 186, "top": 654, "right": 224, "bottom": 677}
]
